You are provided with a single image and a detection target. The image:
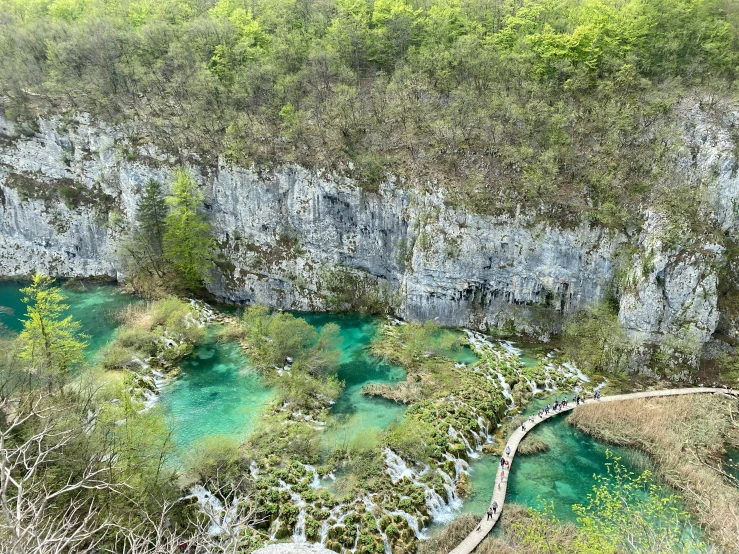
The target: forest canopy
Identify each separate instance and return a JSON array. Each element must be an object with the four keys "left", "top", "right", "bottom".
[{"left": 0, "top": 0, "right": 738, "bottom": 228}]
